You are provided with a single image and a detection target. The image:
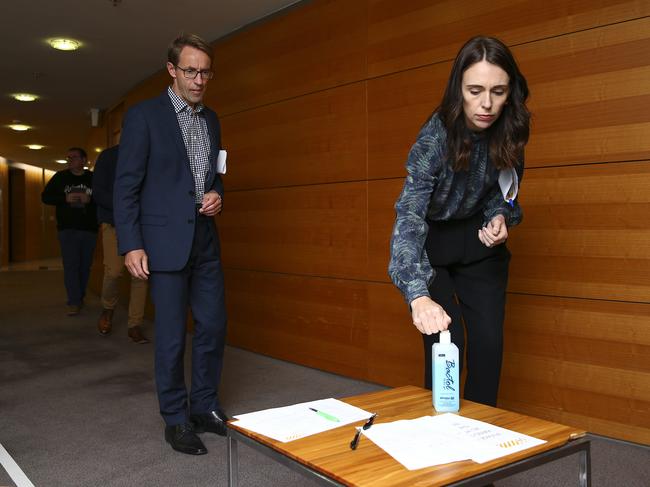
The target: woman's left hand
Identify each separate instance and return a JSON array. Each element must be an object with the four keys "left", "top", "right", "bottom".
[{"left": 478, "top": 214, "right": 508, "bottom": 247}]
